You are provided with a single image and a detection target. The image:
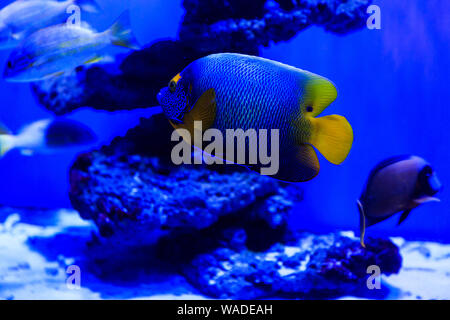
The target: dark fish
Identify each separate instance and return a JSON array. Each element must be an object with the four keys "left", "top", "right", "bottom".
[{"left": 358, "top": 155, "right": 442, "bottom": 247}]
